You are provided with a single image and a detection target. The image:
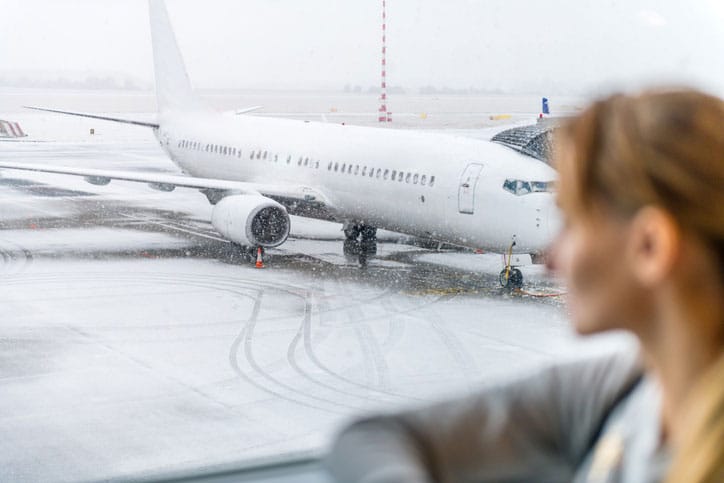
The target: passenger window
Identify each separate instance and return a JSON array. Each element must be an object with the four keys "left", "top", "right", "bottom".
[
  {"left": 341, "top": 163, "right": 346, "bottom": 172},
  {"left": 421, "top": 175, "right": 427, "bottom": 186},
  {"left": 413, "top": 174, "right": 419, "bottom": 184},
  {"left": 354, "top": 165, "right": 359, "bottom": 175},
  {"left": 383, "top": 169, "right": 389, "bottom": 180},
  {"left": 370, "top": 168, "right": 375, "bottom": 178},
  {"left": 376, "top": 168, "right": 382, "bottom": 178},
  {"left": 406, "top": 173, "right": 411, "bottom": 183},
  {"left": 274, "top": 154, "right": 278, "bottom": 162},
  {"left": 223, "top": 146, "right": 228, "bottom": 155},
  {"left": 362, "top": 166, "right": 367, "bottom": 176},
  {"left": 304, "top": 158, "right": 309, "bottom": 166},
  {"left": 334, "top": 162, "right": 339, "bottom": 172},
  {"left": 264, "top": 151, "right": 268, "bottom": 160},
  {"left": 328, "top": 161, "right": 333, "bottom": 170},
  {"left": 391, "top": 170, "right": 397, "bottom": 180},
  {"left": 315, "top": 161, "right": 319, "bottom": 169},
  {"left": 429, "top": 175, "right": 435, "bottom": 187},
  {"left": 398, "top": 171, "right": 404, "bottom": 182},
  {"left": 250, "top": 151, "right": 255, "bottom": 159},
  {"left": 287, "top": 155, "right": 292, "bottom": 164},
  {"left": 238, "top": 149, "right": 243, "bottom": 158}
]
